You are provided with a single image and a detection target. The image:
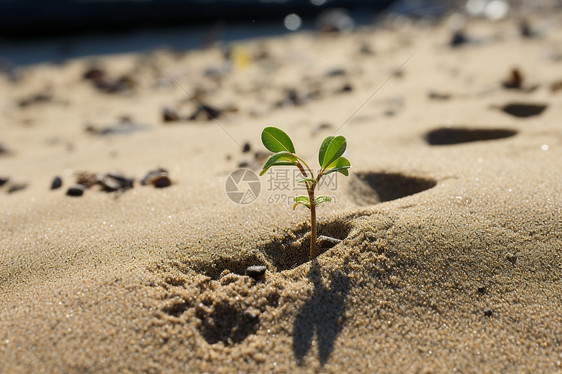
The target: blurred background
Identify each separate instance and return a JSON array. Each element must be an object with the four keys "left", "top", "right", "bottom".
[{"left": 0, "top": 0, "right": 455, "bottom": 67}]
